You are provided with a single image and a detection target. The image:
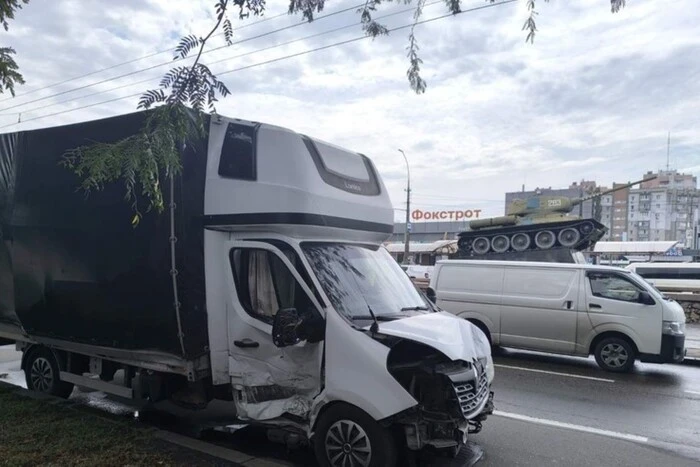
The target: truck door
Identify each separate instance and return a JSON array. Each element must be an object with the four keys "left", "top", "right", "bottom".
[{"left": 224, "top": 240, "right": 325, "bottom": 421}]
